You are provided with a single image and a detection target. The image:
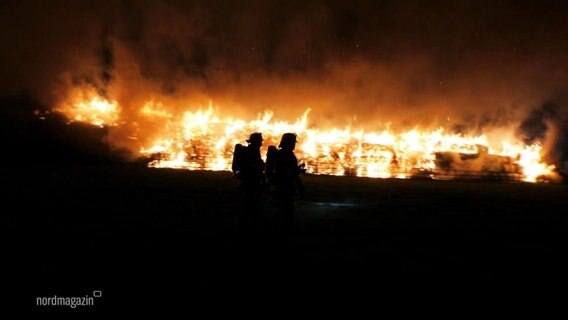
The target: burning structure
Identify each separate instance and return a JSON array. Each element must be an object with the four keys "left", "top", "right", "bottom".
[
  {"left": 434, "top": 145, "right": 522, "bottom": 180},
  {"left": 50, "top": 88, "right": 556, "bottom": 183}
]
